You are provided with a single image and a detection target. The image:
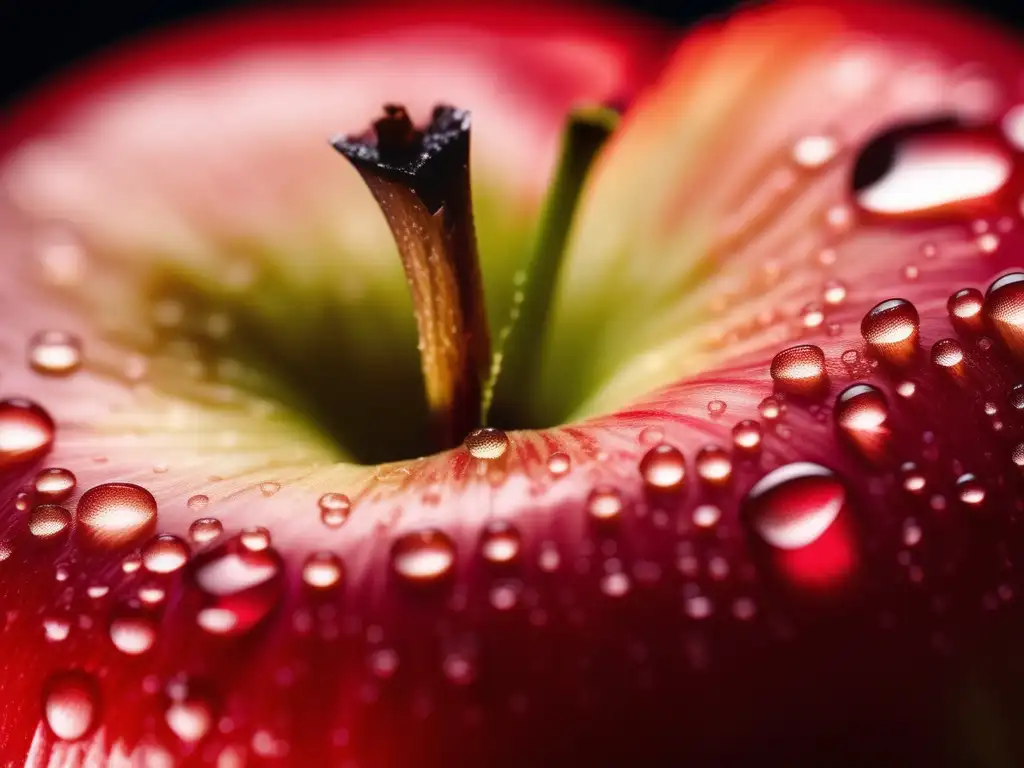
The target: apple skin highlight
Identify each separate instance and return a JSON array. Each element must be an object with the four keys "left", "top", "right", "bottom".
[{"left": 2, "top": 1, "right": 1024, "bottom": 766}]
